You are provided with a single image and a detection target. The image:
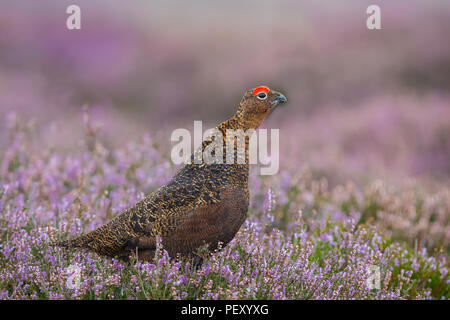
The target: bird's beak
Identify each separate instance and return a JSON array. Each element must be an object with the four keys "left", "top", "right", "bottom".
[{"left": 272, "top": 93, "right": 287, "bottom": 106}]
